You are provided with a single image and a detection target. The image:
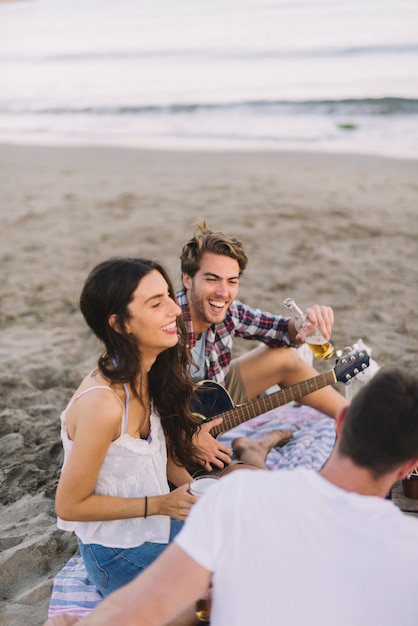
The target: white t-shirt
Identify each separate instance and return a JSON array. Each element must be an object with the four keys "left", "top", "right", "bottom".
[{"left": 175, "top": 469, "right": 418, "bottom": 626}]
